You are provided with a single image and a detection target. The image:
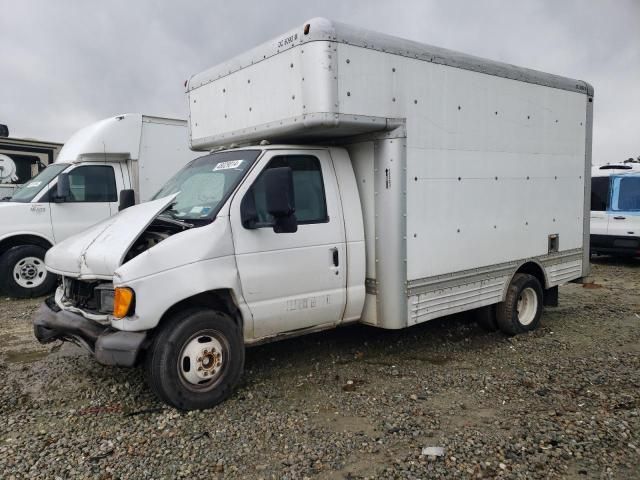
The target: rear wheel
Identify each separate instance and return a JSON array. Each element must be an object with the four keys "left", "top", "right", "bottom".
[
  {"left": 145, "top": 309, "right": 244, "bottom": 410},
  {"left": 0, "top": 245, "right": 57, "bottom": 298},
  {"left": 496, "top": 273, "right": 543, "bottom": 336}
]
